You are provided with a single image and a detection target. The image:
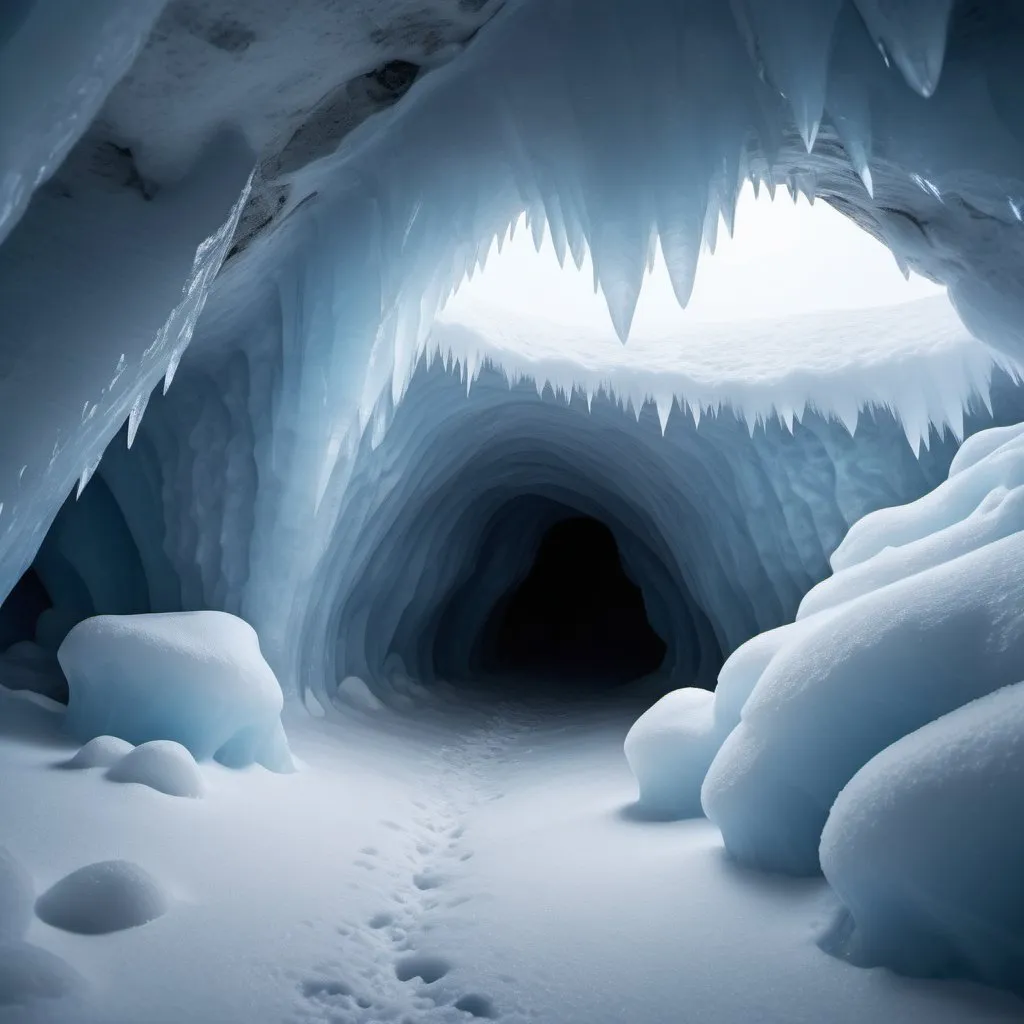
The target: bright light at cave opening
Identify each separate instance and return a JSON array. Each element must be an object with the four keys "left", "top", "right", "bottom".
[{"left": 444, "top": 183, "right": 945, "bottom": 333}]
